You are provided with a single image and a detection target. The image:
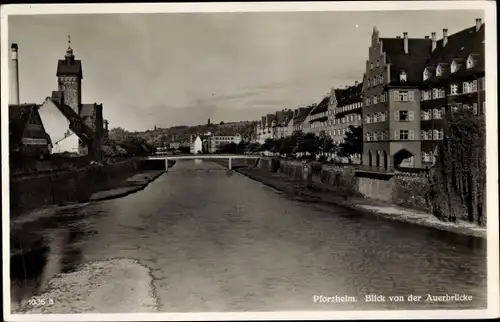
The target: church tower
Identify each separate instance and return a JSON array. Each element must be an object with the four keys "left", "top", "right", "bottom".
[{"left": 57, "top": 36, "right": 83, "bottom": 115}]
